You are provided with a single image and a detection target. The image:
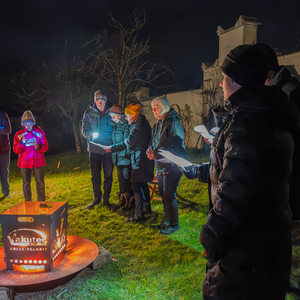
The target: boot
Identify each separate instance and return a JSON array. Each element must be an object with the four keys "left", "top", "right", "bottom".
[
  {"left": 86, "top": 198, "right": 101, "bottom": 209},
  {"left": 103, "top": 198, "right": 111, "bottom": 210},
  {"left": 117, "top": 193, "right": 127, "bottom": 208},
  {"left": 124, "top": 194, "right": 135, "bottom": 210}
]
